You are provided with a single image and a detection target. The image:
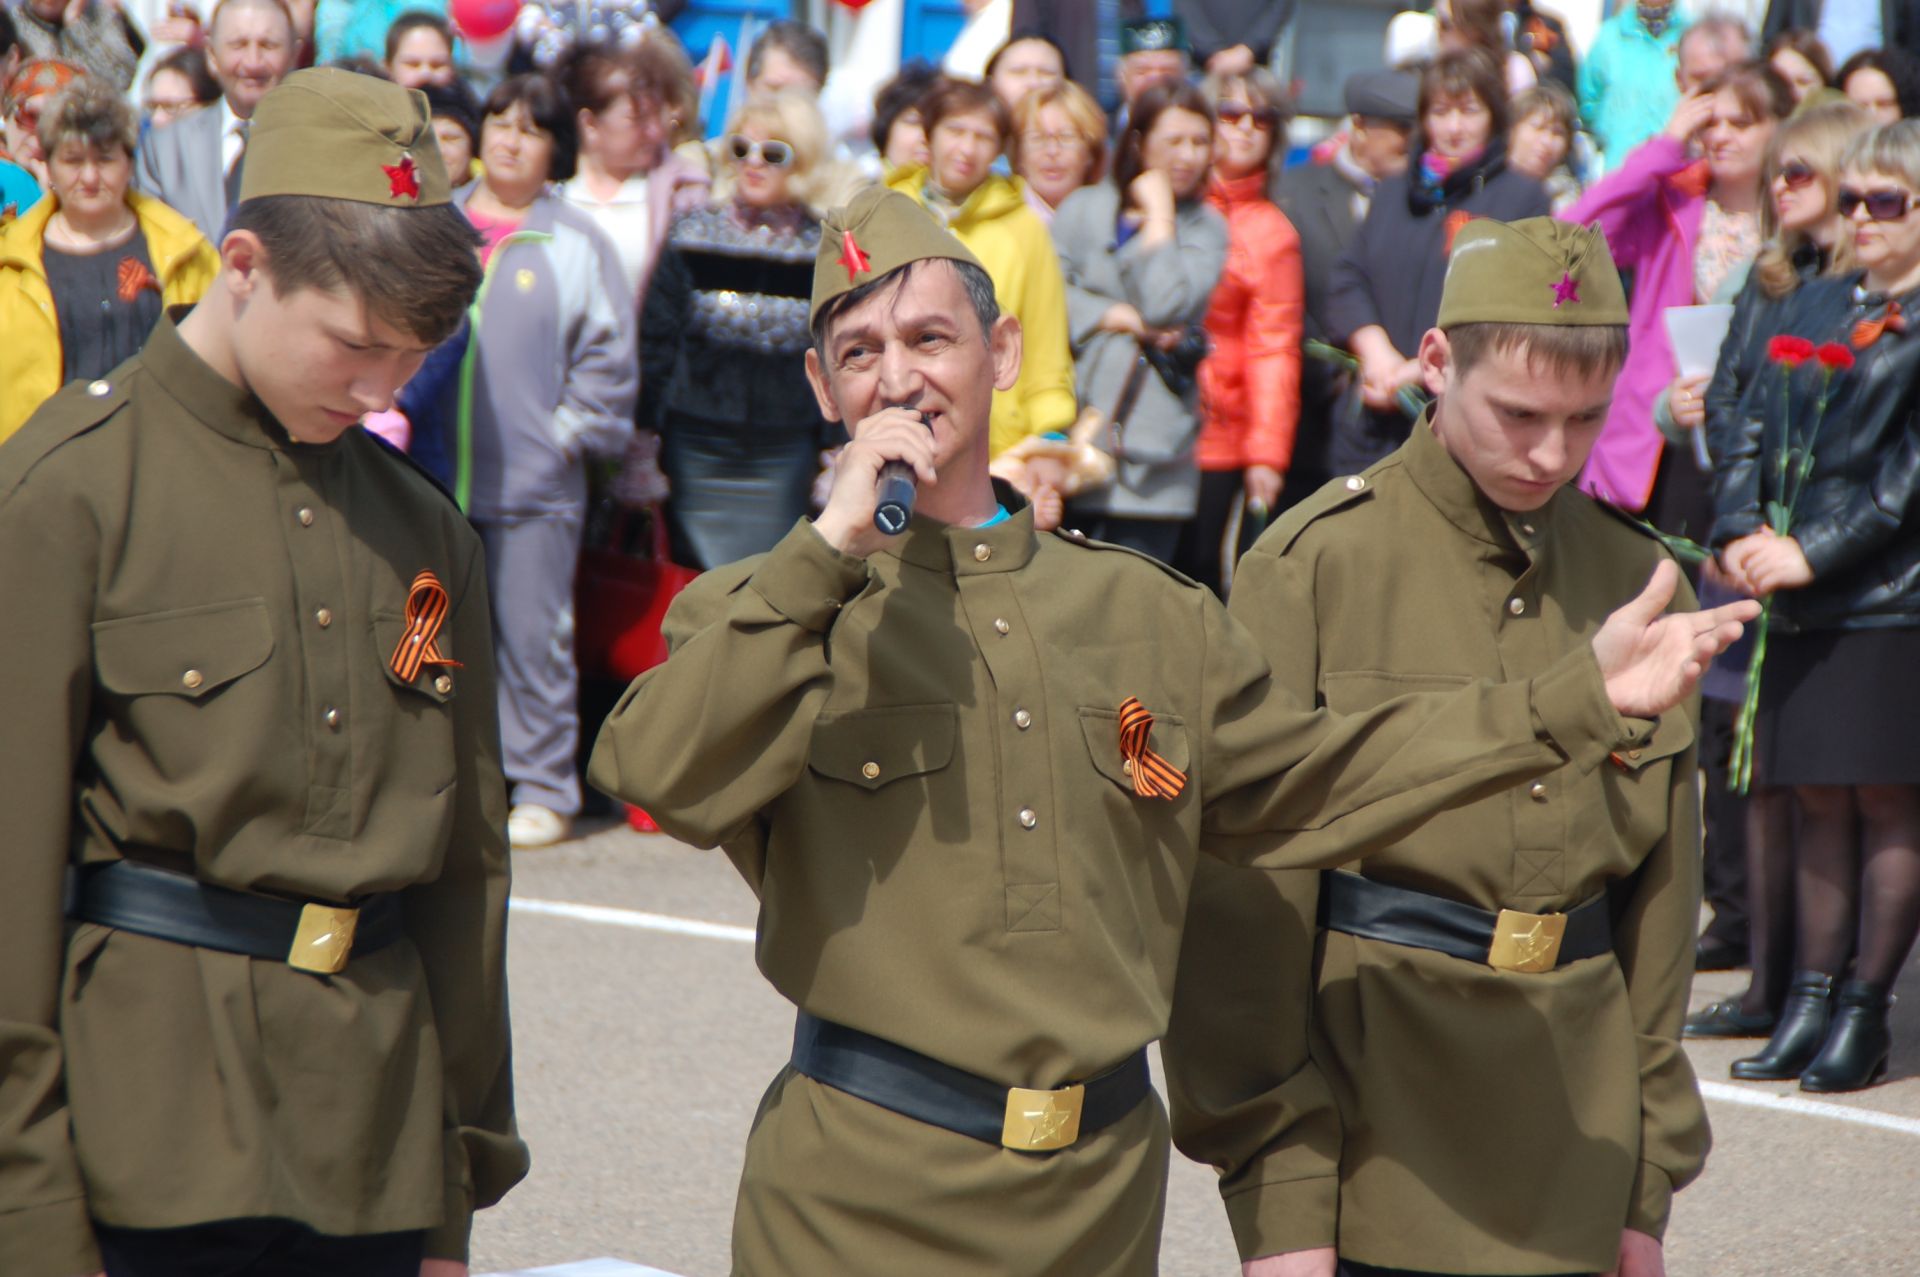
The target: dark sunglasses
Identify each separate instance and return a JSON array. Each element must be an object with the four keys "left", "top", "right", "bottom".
[
  {"left": 1777, "top": 159, "right": 1819, "bottom": 189},
  {"left": 726, "top": 134, "right": 794, "bottom": 167},
  {"left": 1217, "top": 101, "right": 1280, "bottom": 130},
  {"left": 1838, "top": 186, "right": 1915, "bottom": 221}
]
